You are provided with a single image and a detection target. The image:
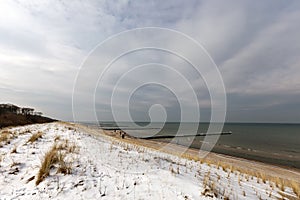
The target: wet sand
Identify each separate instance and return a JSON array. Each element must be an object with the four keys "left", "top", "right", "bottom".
[{"left": 154, "top": 138, "right": 300, "bottom": 169}]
